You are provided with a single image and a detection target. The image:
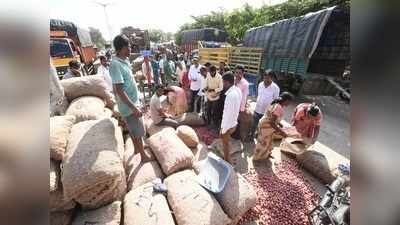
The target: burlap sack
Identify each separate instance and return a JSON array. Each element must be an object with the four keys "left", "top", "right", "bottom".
[
  {"left": 176, "top": 112, "right": 205, "bottom": 126},
  {"left": 145, "top": 119, "right": 175, "bottom": 136},
  {"left": 50, "top": 160, "right": 60, "bottom": 192},
  {"left": 239, "top": 110, "right": 253, "bottom": 141},
  {"left": 72, "top": 201, "right": 121, "bottom": 225},
  {"left": 50, "top": 210, "right": 74, "bottom": 225},
  {"left": 176, "top": 125, "right": 199, "bottom": 148},
  {"left": 50, "top": 185, "right": 76, "bottom": 212},
  {"left": 165, "top": 170, "right": 231, "bottom": 225},
  {"left": 66, "top": 96, "right": 109, "bottom": 123},
  {"left": 280, "top": 137, "right": 308, "bottom": 156},
  {"left": 124, "top": 182, "right": 175, "bottom": 225},
  {"left": 50, "top": 115, "right": 75, "bottom": 161},
  {"left": 147, "top": 129, "right": 194, "bottom": 175},
  {"left": 114, "top": 124, "right": 125, "bottom": 159},
  {"left": 296, "top": 142, "right": 350, "bottom": 184},
  {"left": 126, "top": 154, "right": 165, "bottom": 191},
  {"left": 124, "top": 137, "right": 155, "bottom": 167},
  {"left": 60, "top": 75, "right": 115, "bottom": 108},
  {"left": 75, "top": 175, "right": 126, "bottom": 210},
  {"left": 273, "top": 126, "right": 301, "bottom": 140},
  {"left": 215, "top": 165, "right": 257, "bottom": 220},
  {"left": 210, "top": 138, "right": 243, "bottom": 157},
  {"left": 62, "top": 119, "right": 125, "bottom": 203}
]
